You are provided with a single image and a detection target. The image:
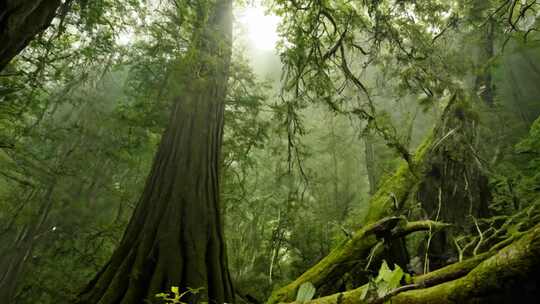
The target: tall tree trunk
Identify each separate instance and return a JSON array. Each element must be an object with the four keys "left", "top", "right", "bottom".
[
  {"left": 76, "top": 1, "right": 234, "bottom": 303},
  {"left": 0, "top": 0, "right": 61, "bottom": 72}
]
